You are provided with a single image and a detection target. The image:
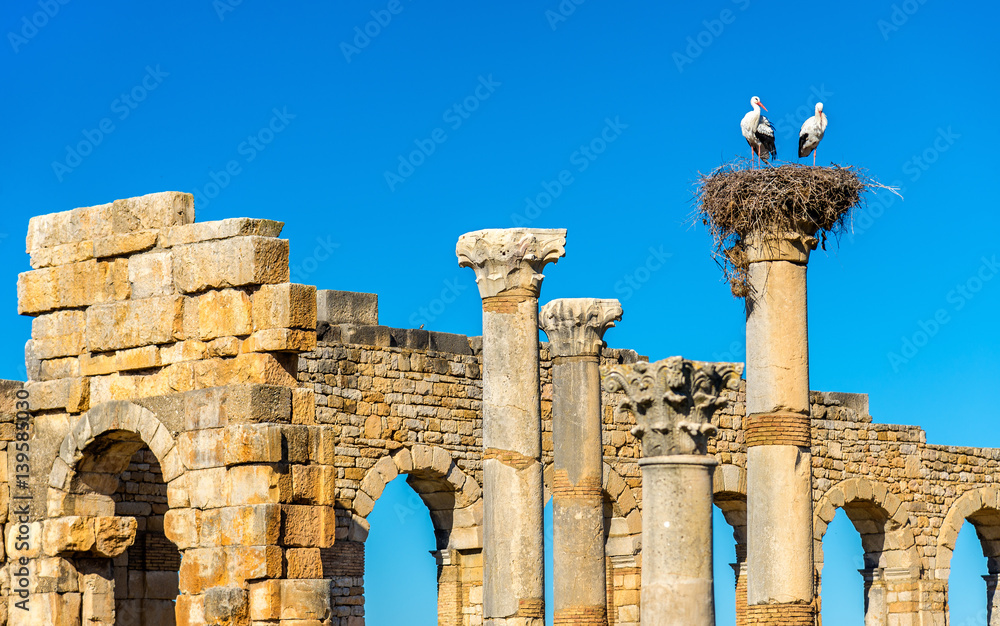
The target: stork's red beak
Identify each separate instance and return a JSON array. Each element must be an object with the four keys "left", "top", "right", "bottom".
[{"left": 759, "top": 103, "right": 768, "bottom": 112}]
